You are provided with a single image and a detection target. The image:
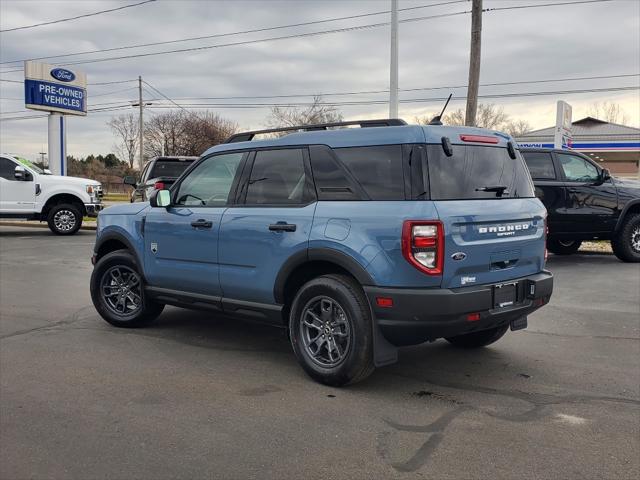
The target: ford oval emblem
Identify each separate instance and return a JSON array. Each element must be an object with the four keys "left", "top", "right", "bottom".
[
  {"left": 50, "top": 68, "right": 75, "bottom": 82},
  {"left": 451, "top": 252, "right": 467, "bottom": 261}
]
